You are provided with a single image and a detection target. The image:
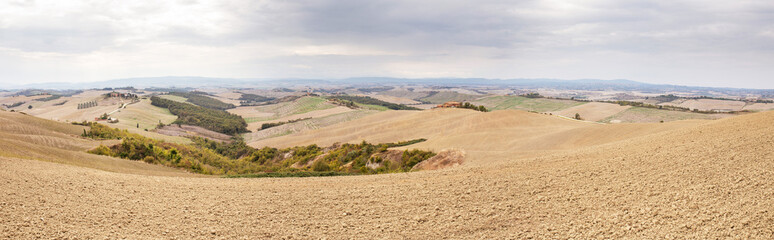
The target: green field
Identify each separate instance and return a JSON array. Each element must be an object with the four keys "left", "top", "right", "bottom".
[
  {"left": 599, "top": 107, "right": 731, "bottom": 123},
  {"left": 157, "top": 95, "right": 188, "bottom": 103},
  {"left": 419, "top": 91, "right": 481, "bottom": 104},
  {"left": 245, "top": 96, "right": 335, "bottom": 123},
  {"left": 475, "top": 96, "right": 587, "bottom": 112}
]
